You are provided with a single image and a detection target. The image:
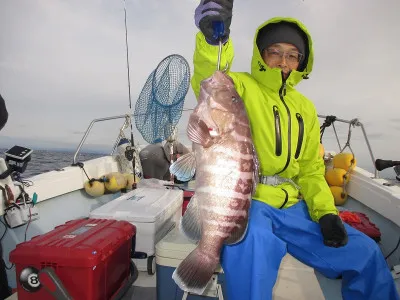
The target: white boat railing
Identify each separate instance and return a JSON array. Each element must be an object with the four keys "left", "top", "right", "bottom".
[
  {"left": 72, "top": 113, "right": 385, "bottom": 179},
  {"left": 318, "top": 114, "right": 379, "bottom": 178},
  {"left": 72, "top": 114, "right": 130, "bottom": 165}
]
